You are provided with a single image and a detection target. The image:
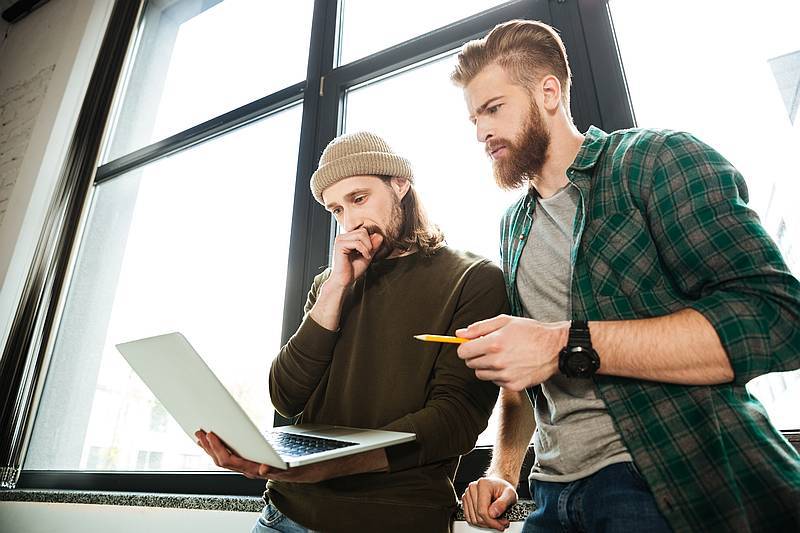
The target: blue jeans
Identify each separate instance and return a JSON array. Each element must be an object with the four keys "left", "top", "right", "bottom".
[
  {"left": 521, "top": 462, "right": 672, "bottom": 533},
  {"left": 251, "top": 502, "right": 317, "bottom": 533}
]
